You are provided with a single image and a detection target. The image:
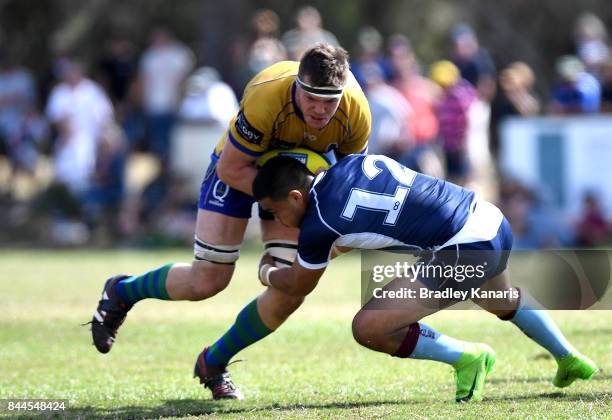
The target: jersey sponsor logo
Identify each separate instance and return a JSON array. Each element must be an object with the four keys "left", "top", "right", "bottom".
[{"left": 235, "top": 111, "right": 263, "bottom": 145}]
